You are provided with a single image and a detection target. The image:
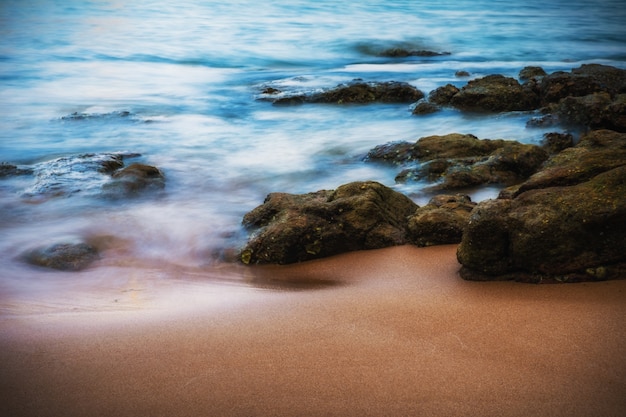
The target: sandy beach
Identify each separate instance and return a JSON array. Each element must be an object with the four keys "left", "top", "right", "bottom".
[{"left": 1, "top": 244, "right": 625, "bottom": 417}]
